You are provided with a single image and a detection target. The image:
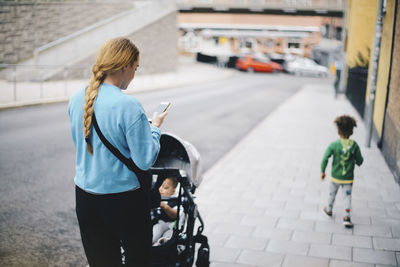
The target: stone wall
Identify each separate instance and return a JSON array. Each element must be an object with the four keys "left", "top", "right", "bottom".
[
  {"left": 0, "top": 1, "right": 133, "bottom": 64},
  {"left": 382, "top": 2, "right": 400, "bottom": 183},
  {"left": 128, "top": 12, "right": 178, "bottom": 75},
  {"left": 58, "top": 11, "right": 178, "bottom": 79}
]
